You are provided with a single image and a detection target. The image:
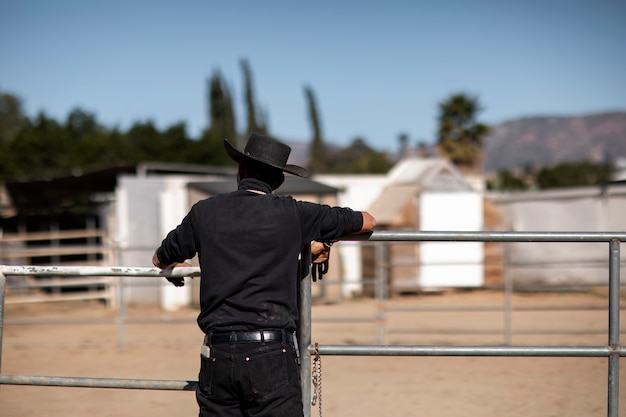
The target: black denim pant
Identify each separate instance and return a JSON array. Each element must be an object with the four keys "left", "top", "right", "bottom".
[{"left": 196, "top": 339, "right": 303, "bottom": 417}]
